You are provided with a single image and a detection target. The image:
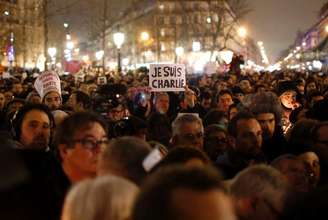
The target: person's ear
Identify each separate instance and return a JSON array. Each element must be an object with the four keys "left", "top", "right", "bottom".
[
  {"left": 59, "top": 144, "right": 70, "bottom": 160},
  {"left": 171, "top": 135, "right": 178, "bottom": 147}
]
